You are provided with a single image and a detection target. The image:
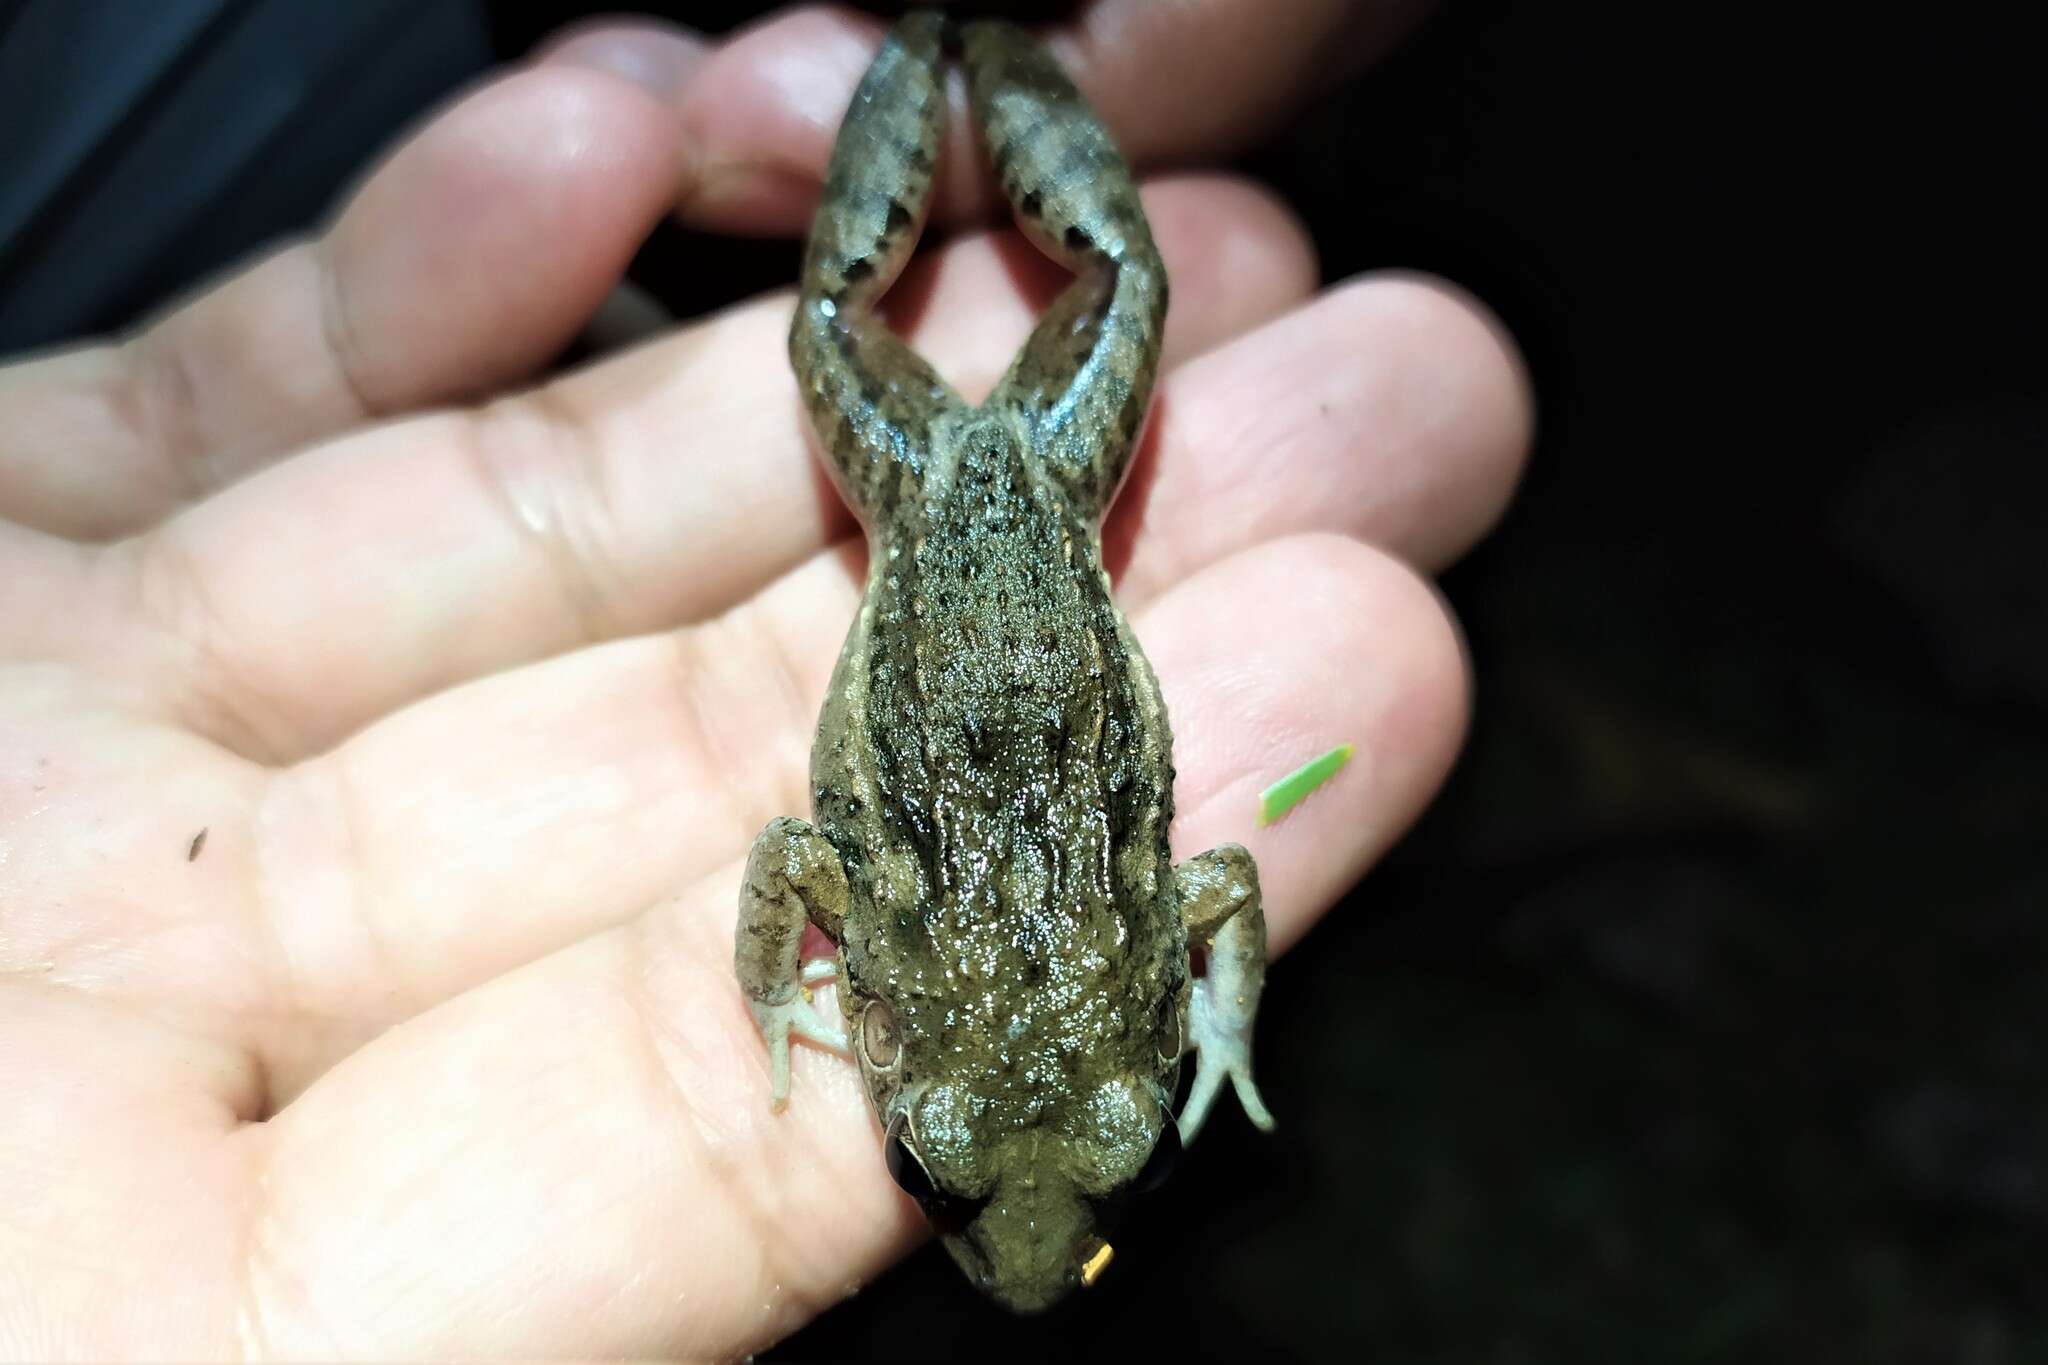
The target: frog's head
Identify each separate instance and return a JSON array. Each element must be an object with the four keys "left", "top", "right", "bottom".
[
  {"left": 840, "top": 857, "right": 1190, "bottom": 1309},
  {"left": 864, "top": 1061, "right": 1184, "bottom": 1311}
]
